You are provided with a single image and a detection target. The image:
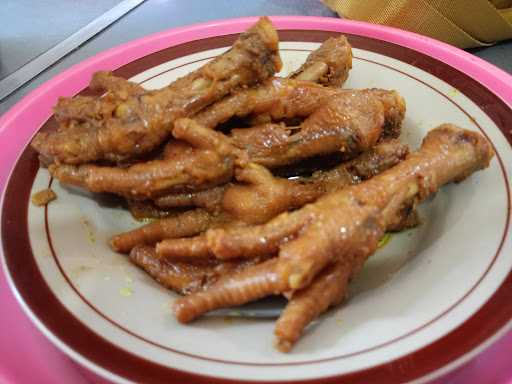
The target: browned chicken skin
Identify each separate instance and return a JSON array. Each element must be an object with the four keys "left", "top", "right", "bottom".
[
  {"left": 195, "top": 78, "right": 338, "bottom": 129},
  {"left": 194, "top": 35, "right": 355, "bottom": 129},
  {"left": 195, "top": 81, "right": 403, "bottom": 141},
  {"left": 154, "top": 186, "right": 227, "bottom": 213},
  {"left": 110, "top": 140, "right": 408, "bottom": 257},
  {"left": 151, "top": 139, "right": 410, "bottom": 261},
  {"left": 90, "top": 71, "right": 145, "bottom": 97},
  {"left": 274, "top": 259, "right": 351, "bottom": 351},
  {"left": 222, "top": 139, "right": 409, "bottom": 224},
  {"left": 43, "top": 34, "right": 359, "bottom": 199},
  {"left": 48, "top": 119, "right": 243, "bottom": 198},
  {"left": 155, "top": 137, "right": 408, "bottom": 214},
  {"left": 246, "top": 35, "right": 354, "bottom": 125},
  {"left": 49, "top": 89, "right": 404, "bottom": 198},
  {"left": 172, "top": 258, "right": 286, "bottom": 312},
  {"left": 172, "top": 125, "right": 494, "bottom": 349},
  {"left": 110, "top": 209, "right": 214, "bottom": 254},
  {"left": 31, "top": 17, "right": 281, "bottom": 165},
  {"left": 155, "top": 138, "right": 409, "bottom": 261},
  {"left": 125, "top": 199, "right": 175, "bottom": 221},
  {"left": 129, "top": 245, "right": 270, "bottom": 295},
  {"left": 289, "top": 36, "right": 353, "bottom": 87},
  {"left": 203, "top": 125, "right": 492, "bottom": 266},
  {"left": 230, "top": 88, "right": 404, "bottom": 168}
]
